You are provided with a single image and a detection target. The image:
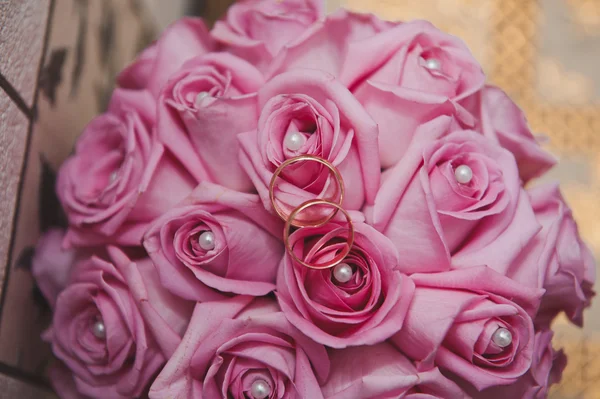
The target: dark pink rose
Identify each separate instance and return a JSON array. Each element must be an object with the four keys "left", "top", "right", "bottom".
[
  {"left": 149, "top": 296, "right": 330, "bottom": 399},
  {"left": 352, "top": 20, "right": 484, "bottom": 168},
  {"left": 158, "top": 52, "right": 264, "bottom": 191},
  {"left": 322, "top": 342, "right": 465, "bottom": 398},
  {"left": 525, "top": 184, "right": 595, "bottom": 328},
  {"left": 118, "top": 18, "right": 214, "bottom": 96},
  {"left": 470, "top": 330, "right": 566, "bottom": 399},
  {"left": 268, "top": 9, "right": 396, "bottom": 83},
  {"left": 45, "top": 247, "right": 193, "bottom": 398},
  {"left": 239, "top": 69, "right": 380, "bottom": 215},
  {"left": 391, "top": 267, "right": 541, "bottom": 391},
  {"left": 32, "top": 229, "right": 82, "bottom": 308},
  {"left": 368, "top": 126, "right": 538, "bottom": 274},
  {"left": 143, "top": 182, "right": 283, "bottom": 301},
  {"left": 211, "top": 0, "right": 323, "bottom": 70},
  {"left": 57, "top": 89, "right": 196, "bottom": 247},
  {"left": 277, "top": 220, "right": 414, "bottom": 348},
  {"left": 461, "top": 85, "right": 556, "bottom": 182}
]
